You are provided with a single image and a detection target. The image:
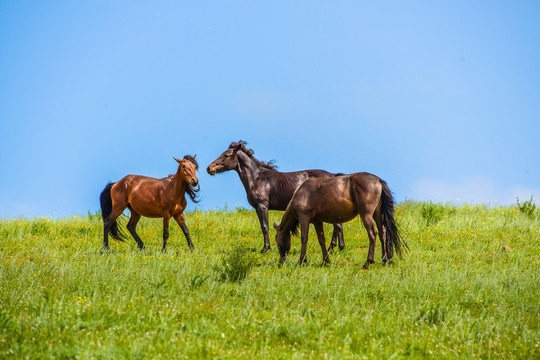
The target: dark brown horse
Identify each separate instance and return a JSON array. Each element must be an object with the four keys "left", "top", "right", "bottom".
[
  {"left": 207, "top": 141, "right": 344, "bottom": 253},
  {"left": 100, "top": 155, "right": 200, "bottom": 252},
  {"left": 273, "top": 172, "right": 407, "bottom": 268}
]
